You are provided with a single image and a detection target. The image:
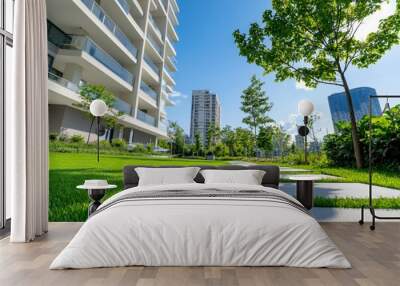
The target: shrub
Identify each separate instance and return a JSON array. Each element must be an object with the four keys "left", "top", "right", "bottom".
[
  {"left": 146, "top": 143, "right": 154, "bottom": 153},
  {"left": 70, "top": 134, "right": 85, "bottom": 144},
  {"left": 111, "top": 138, "right": 127, "bottom": 149},
  {"left": 132, "top": 143, "right": 146, "bottom": 153},
  {"left": 323, "top": 104, "right": 400, "bottom": 168},
  {"left": 58, "top": 133, "right": 68, "bottom": 142},
  {"left": 99, "top": 140, "right": 112, "bottom": 148},
  {"left": 49, "top": 133, "right": 58, "bottom": 141}
]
